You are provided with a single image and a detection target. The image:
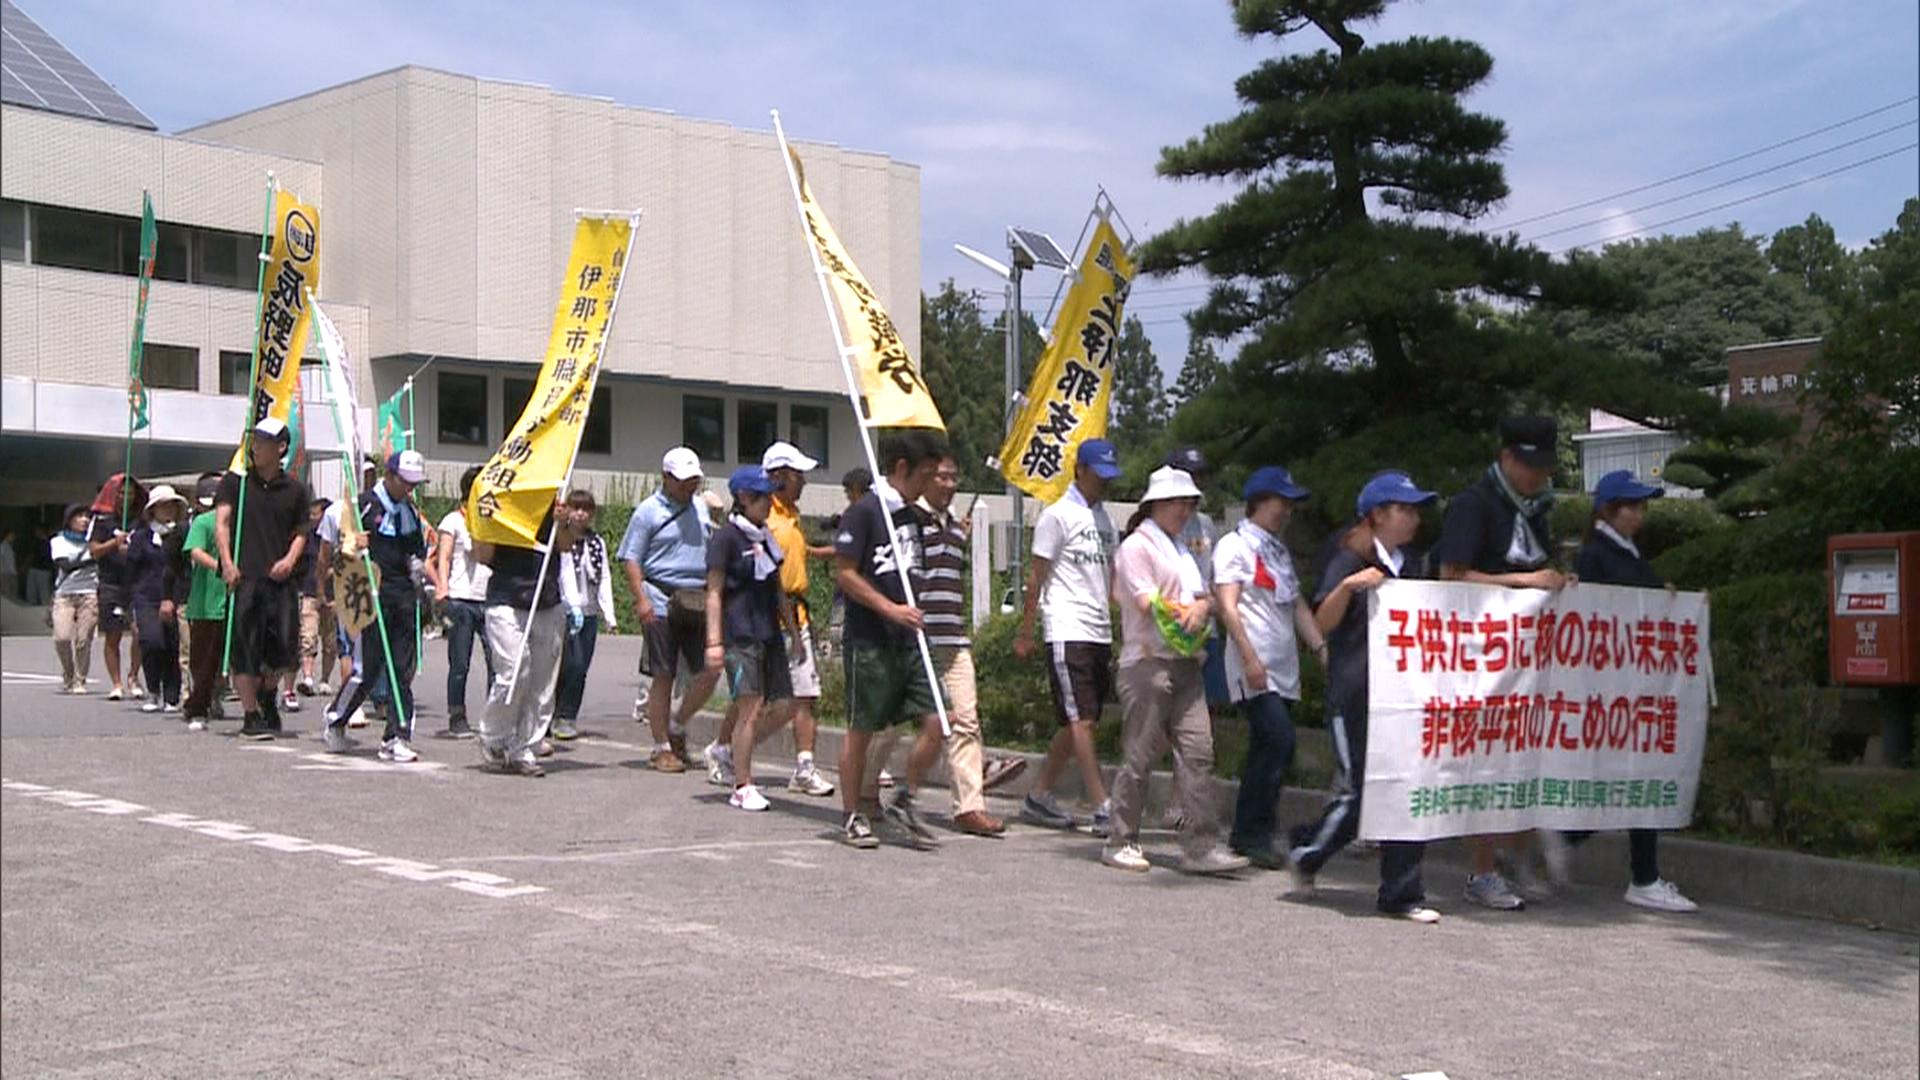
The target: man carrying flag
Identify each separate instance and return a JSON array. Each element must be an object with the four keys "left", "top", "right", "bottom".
[
  {"left": 215, "top": 417, "right": 311, "bottom": 741},
  {"left": 322, "top": 451, "right": 442, "bottom": 762}
]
